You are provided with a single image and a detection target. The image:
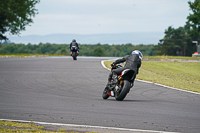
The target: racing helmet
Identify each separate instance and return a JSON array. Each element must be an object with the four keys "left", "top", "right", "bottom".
[
  {"left": 72, "top": 39, "right": 76, "bottom": 42},
  {"left": 132, "top": 50, "right": 143, "bottom": 60}
]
